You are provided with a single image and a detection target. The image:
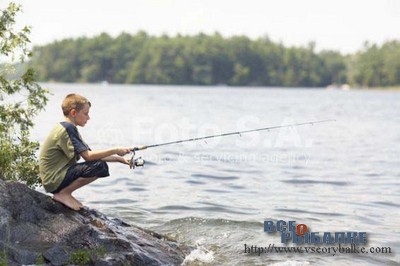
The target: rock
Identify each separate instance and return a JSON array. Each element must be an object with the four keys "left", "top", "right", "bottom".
[
  {"left": 0, "top": 179, "right": 189, "bottom": 265},
  {"left": 43, "top": 245, "right": 70, "bottom": 265}
]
